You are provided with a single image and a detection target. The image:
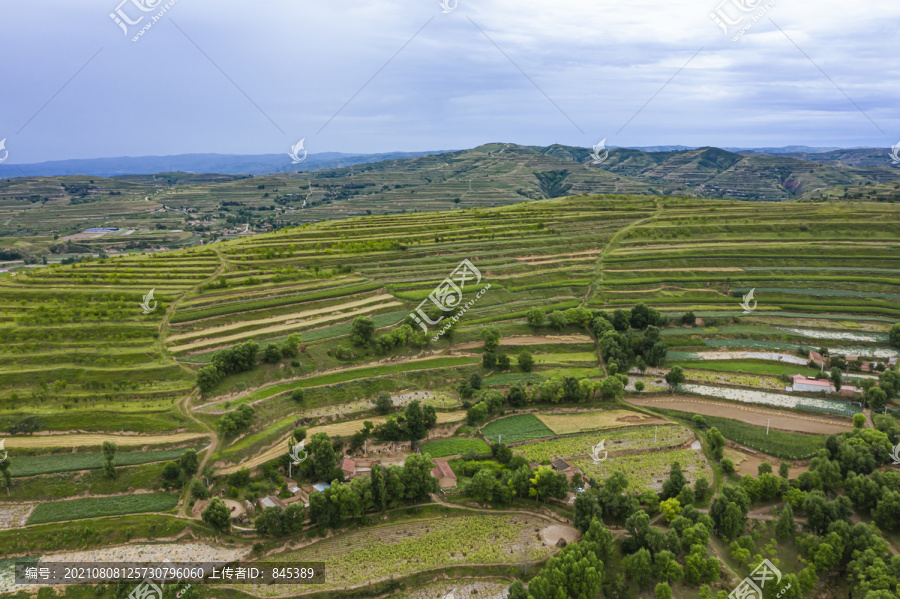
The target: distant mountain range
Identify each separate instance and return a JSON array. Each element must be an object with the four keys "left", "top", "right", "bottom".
[
  {"left": 0, "top": 145, "right": 886, "bottom": 179},
  {"left": 0, "top": 150, "right": 451, "bottom": 179}
]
